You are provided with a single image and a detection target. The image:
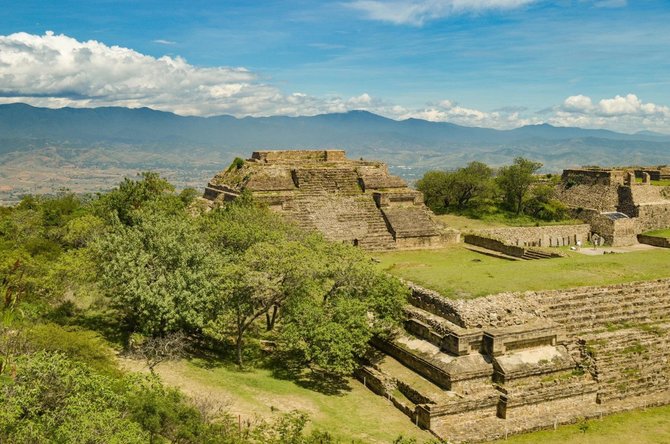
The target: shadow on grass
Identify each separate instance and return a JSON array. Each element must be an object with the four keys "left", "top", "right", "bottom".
[
  {"left": 266, "top": 352, "right": 352, "bottom": 396},
  {"left": 46, "top": 300, "right": 128, "bottom": 347}
]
